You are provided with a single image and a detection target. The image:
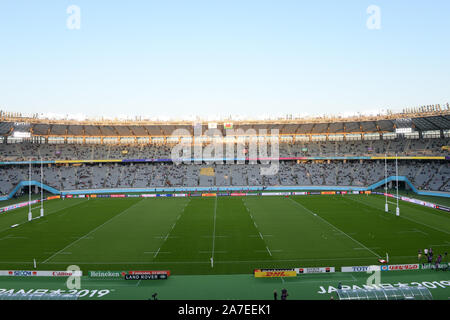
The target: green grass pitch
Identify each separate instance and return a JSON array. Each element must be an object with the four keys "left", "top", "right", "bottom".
[{"left": 0, "top": 194, "right": 449, "bottom": 275}]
